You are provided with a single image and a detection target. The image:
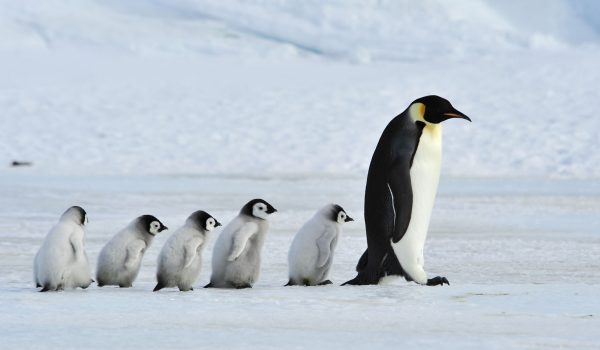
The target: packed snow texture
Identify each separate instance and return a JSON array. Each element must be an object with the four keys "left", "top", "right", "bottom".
[
  {"left": 1, "top": 176, "right": 599, "bottom": 349},
  {"left": 1, "top": 1, "right": 600, "bottom": 349}
]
